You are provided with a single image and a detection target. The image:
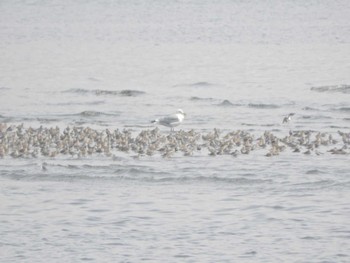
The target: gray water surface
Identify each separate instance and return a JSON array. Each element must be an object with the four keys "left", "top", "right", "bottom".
[{"left": 1, "top": 0, "right": 350, "bottom": 262}]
